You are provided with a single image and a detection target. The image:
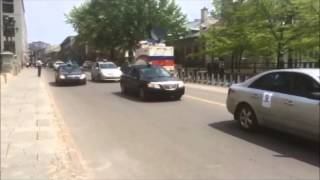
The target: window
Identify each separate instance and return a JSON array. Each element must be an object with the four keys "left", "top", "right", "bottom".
[
  {"left": 250, "top": 72, "right": 290, "bottom": 94},
  {"left": 4, "top": 41, "right": 15, "bottom": 53},
  {"left": 99, "top": 63, "right": 117, "bottom": 69},
  {"left": 130, "top": 69, "right": 140, "bottom": 79},
  {"left": 140, "top": 67, "right": 171, "bottom": 79},
  {"left": 290, "top": 73, "right": 320, "bottom": 100},
  {"left": 3, "top": 3, "right": 14, "bottom": 13}
]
